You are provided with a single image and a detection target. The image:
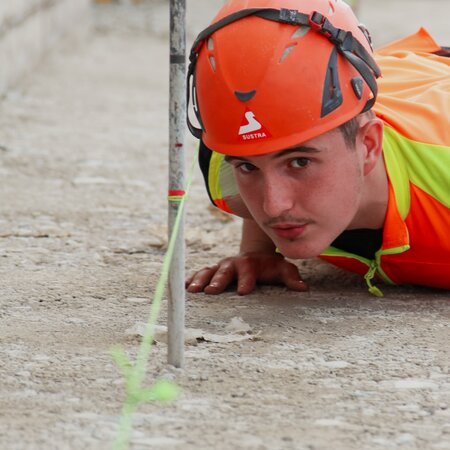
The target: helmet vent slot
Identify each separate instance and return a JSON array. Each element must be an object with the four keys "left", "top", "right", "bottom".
[
  {"left": 291, "top": 26, "right": 309, "bottom": 40},
  {"left": 351, "top": 77, "right": 363, "bottom": 99},
  {"left": 279, "top": 44, "right": 297, "bottom": 63},
  {"left": 235, "top": 90, "right": 257, "bottom": 102},
  {"left": 207, "top": 38, "right": 216, "bottom": 71},
  {"left": 321, "top": 47, "right": 343, "bottom": 117},
  {"left": 209, "top": 56, "right": 217, "bottom": 72},
  {"left": 328, "top": 1, "right": 335, "bottom": 14}
]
